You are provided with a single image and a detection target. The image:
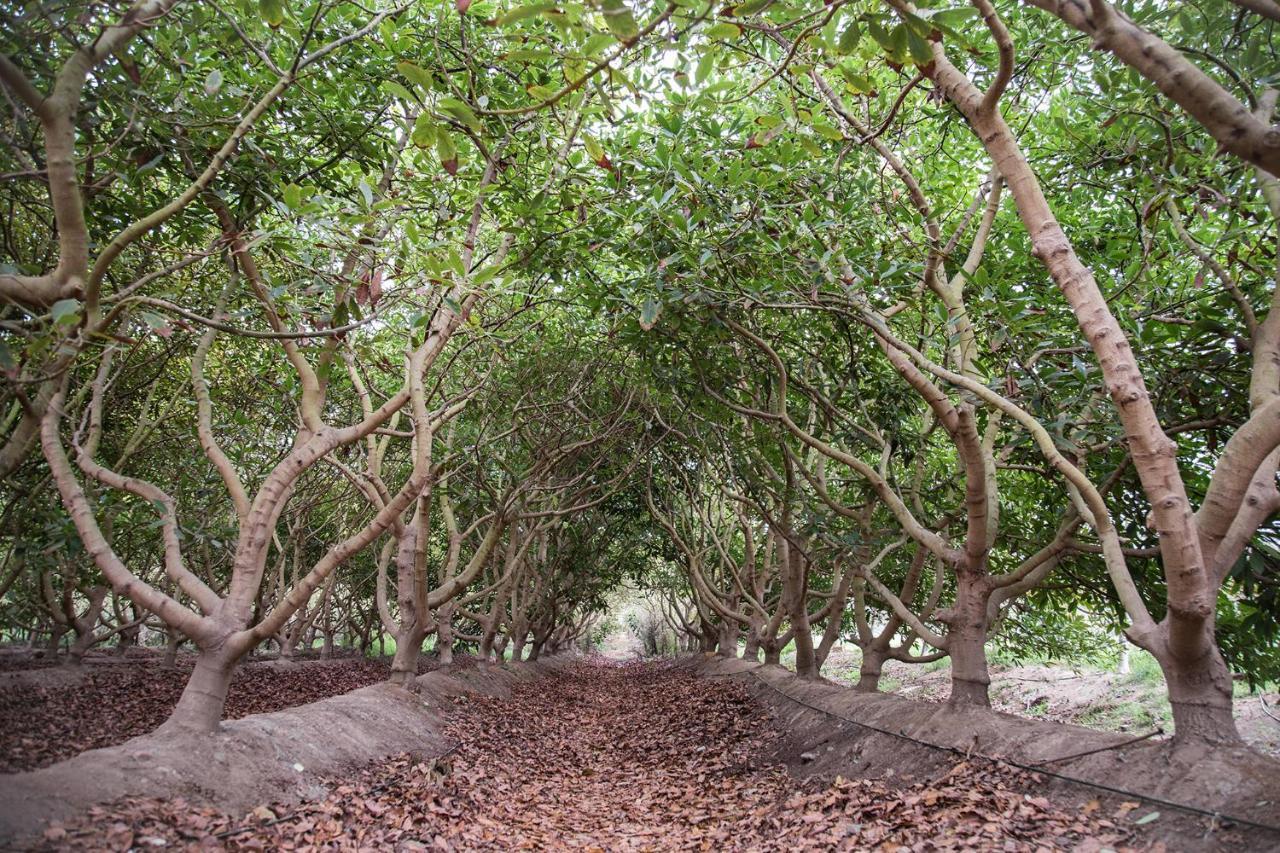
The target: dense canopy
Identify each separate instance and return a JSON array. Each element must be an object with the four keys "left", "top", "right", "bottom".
[{"left": 1, "top": 0, "right": 1279, "bottom": 750}]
